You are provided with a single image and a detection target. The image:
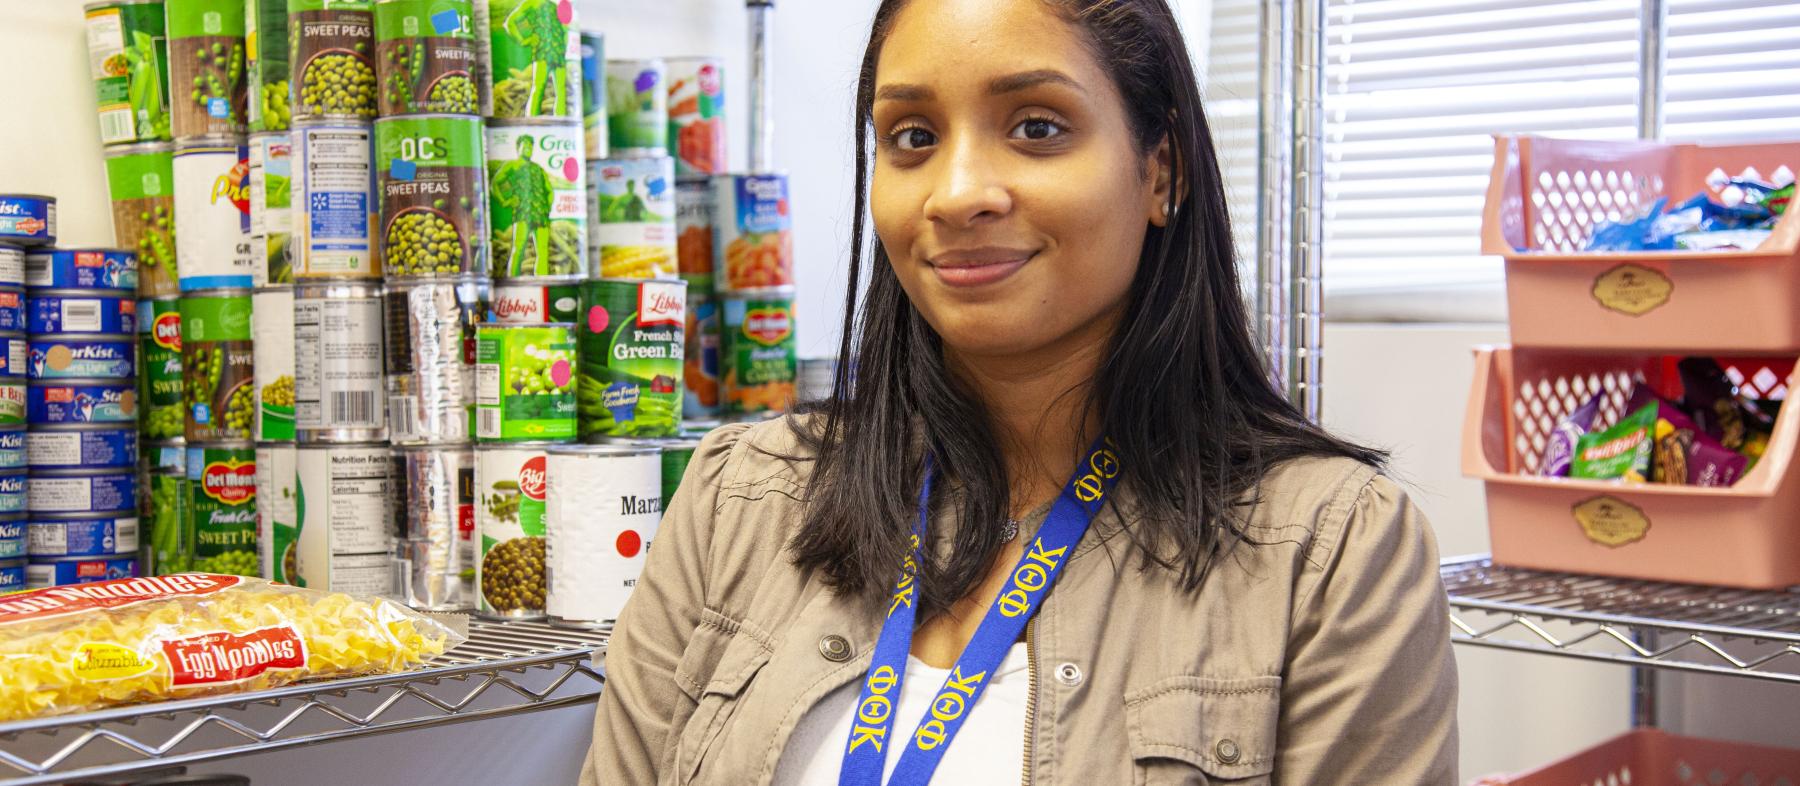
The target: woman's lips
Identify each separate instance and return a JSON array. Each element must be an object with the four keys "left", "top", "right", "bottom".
[{"left": 929, "top": 251, "right": 1035, "bottom": 288}]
